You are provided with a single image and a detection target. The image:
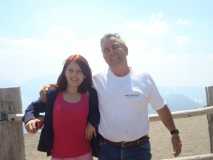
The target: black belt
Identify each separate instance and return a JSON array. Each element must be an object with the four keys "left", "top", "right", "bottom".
[{"left": 100, "top": 135, "right": 149, "bottom": 148}]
